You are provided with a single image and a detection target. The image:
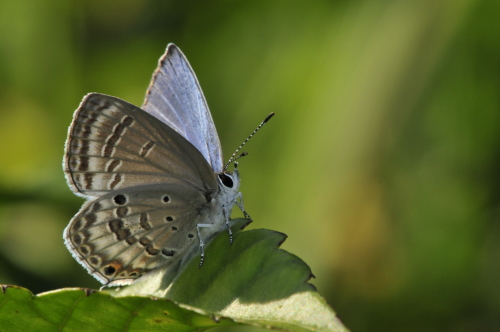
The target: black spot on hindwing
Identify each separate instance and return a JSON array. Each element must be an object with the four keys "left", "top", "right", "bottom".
[
  {"left": 161, "top": 249, "right": 176, "bottom": 257},
  {"left": 113, "top": 194, "right": 126, "bottom": 205}
]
